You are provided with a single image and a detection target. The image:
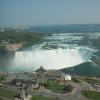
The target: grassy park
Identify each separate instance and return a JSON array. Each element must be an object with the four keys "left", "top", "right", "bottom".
[
  {"left": 46, "top": 80, "right": 64, "bottom": 93},
  {"left": 46, "top": 80, "right": 73, "bottom": 93},
  {"left": 0, "top": 88, "right": 17, "bottom": 100},
  {"left": 82, "top": 90, "right": 100, "bottom": 100},
  {"left": 32, "top": 96, "right": 57, "bottom": 100},
  {"left": 79, "top": 76, "right": 100, "bottom": 85}
]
